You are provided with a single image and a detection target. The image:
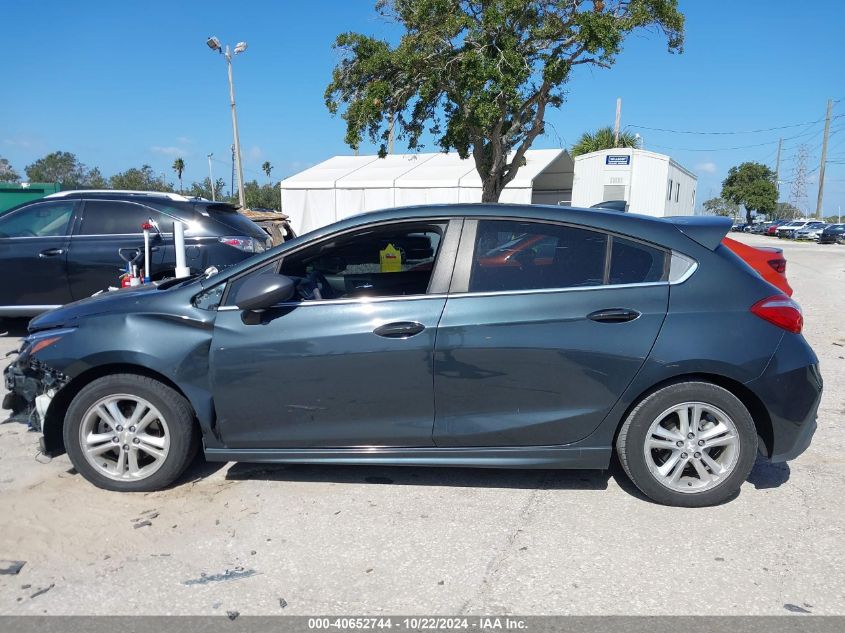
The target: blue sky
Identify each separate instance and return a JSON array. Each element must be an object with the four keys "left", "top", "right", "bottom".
[{"left": 2, "top": 0, "right": 845, "bottom": 214}]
